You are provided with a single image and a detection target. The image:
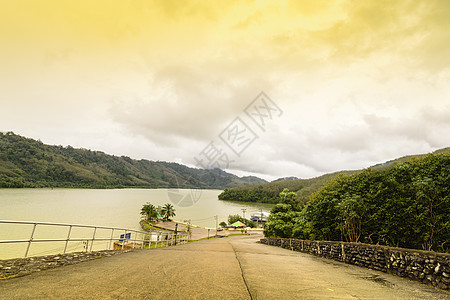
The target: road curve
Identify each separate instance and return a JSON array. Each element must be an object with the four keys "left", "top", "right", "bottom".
[{"left": 0, "top": 234, "right": 448, "bottom": 299}]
